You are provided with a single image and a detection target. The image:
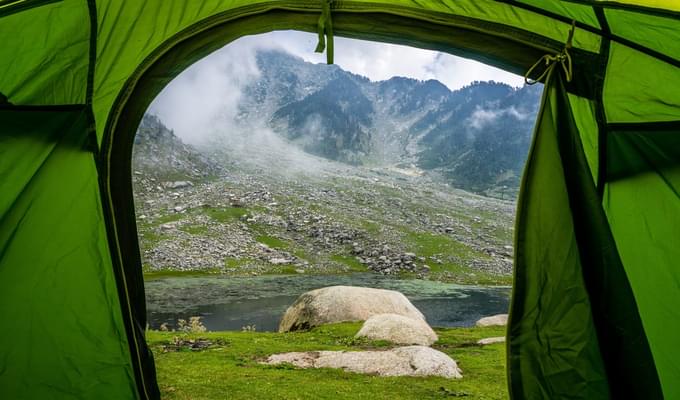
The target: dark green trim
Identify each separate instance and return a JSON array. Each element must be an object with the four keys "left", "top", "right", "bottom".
[
  {"left": 87, "top": 0, "right": 158, "bottom": 395},
  {"left": 0, "top": 104, "right": 84, "bottom": 111},
  {"left": 0, "top": 105, "right": 88, "bottom": 142},
  {"left": 505, "top": 62, "right": 550, "bottom": 400},
  {"left": 594, "top": 7, "right": 610, "bottom": 198},
  {"left": 495, "top": 0, "right": 602, "bottom": 31},
  {"left": 607, "top": 129, "right": 680, "bottom": 183},
  {"left": 609, "top": 121, "right": 680, "bottom": 131},
  {"left": 563, "top": 0, "right": 680, "bottom": 19},
  {"left": 551, "top": 71, "right": 663, "bottom": 400},
  {"left": 86, "top": 0, "right": 96, "bottom": 107},
  {"left": 94, "top": 106, "right": 160, "bottom": 400},
  {"left": 0, "top": 0, "right": 60, "bottom": 17}
]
